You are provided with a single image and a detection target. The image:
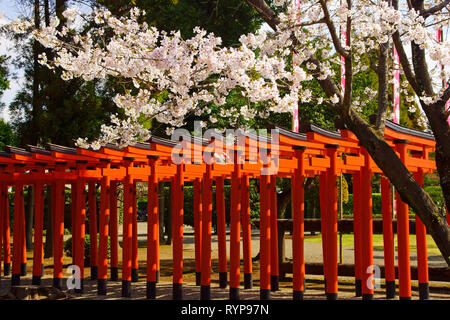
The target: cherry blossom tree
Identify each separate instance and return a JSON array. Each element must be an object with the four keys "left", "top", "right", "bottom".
[{"left": 10, "top": 0, "right": 450, "bottom": 265}]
